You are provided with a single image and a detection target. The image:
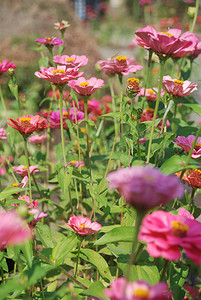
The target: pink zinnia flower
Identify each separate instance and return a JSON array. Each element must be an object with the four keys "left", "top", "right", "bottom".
[
  {"left": 12, "top": 196, "right": 38, "bottom": 208},
  {"left": 139, "top": 138, "right": 148, "bottom": 145},
  {"left": 35, "top": 66, "right": 84, "bottom": 85},
  {"left": 29, "top": 209, "right": 48, "bottom": 226},
  {"left": 0, "top": 59, "right": 16, "bottom": 75},
  {"left": 28, "top": 134, "right": 47, "bottom": 144},
  {"left": 0, "top": 155, "right": 13, "bottom": 176},
  {"left": 139, "top": 210, "right": 201, "bottom": 265},
  {"left": 68, "top": 77, "right": 104, "bottom": 96},
  {"left": 140, "top": 108, "right": 170, "bottom": 128},
  {"left": 178, "top": 208, "right": 194, "bottom": 220},
  {"left": 0, "top": 211, "right": 31, "bottom": 249},
  {"left": 35, "top": 37, "right": 63, "bottom": 47},
  {"left": 53, "top": 55, "right": 88, "bottom": 68},
  {"left": 13, "top": 165, "right": 39, "bottom": 177},
  {"left": 107, "top": 166, "right": 184, "bottom": 211},
  {"left": 49, "top": 109, "right": 69, "bottom": 129},
  {"left": 162, "top": 76, "right": 197, "bottom": 97},
  {"left": 139, "top": 0, "right": 153, "bottom": 5},
  {"left": 135, "top": 26, "right": 198, "bottom": 59},
  {"left": 47, "top": 89, "right": 72, "bottom": 102},
  {"left": 98, "top": 55, "right": 143, "bottom": 76},
  {"left": 174, "top": 135, "right": 201, "bottom": 158},
  {"left": 139, "top": 88, "right": 164, "bottom": 101},
  {"left": 7, "top": 115, "right": 49, "bottom": 136},
  {"left": 0, "top": 128, "right": 9, "bottom": 140},
  {"left": 69, "top": 108, "right": 85, "bottom": 124},
  {"left": 66, "top": 216, "right": 102, "bottom": 236},
  {"left": 66, "top": 160, "right": 86, "bottom": 168},
  {"left": 104, "top": 277, "right": 172, "bottom": 300}
]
